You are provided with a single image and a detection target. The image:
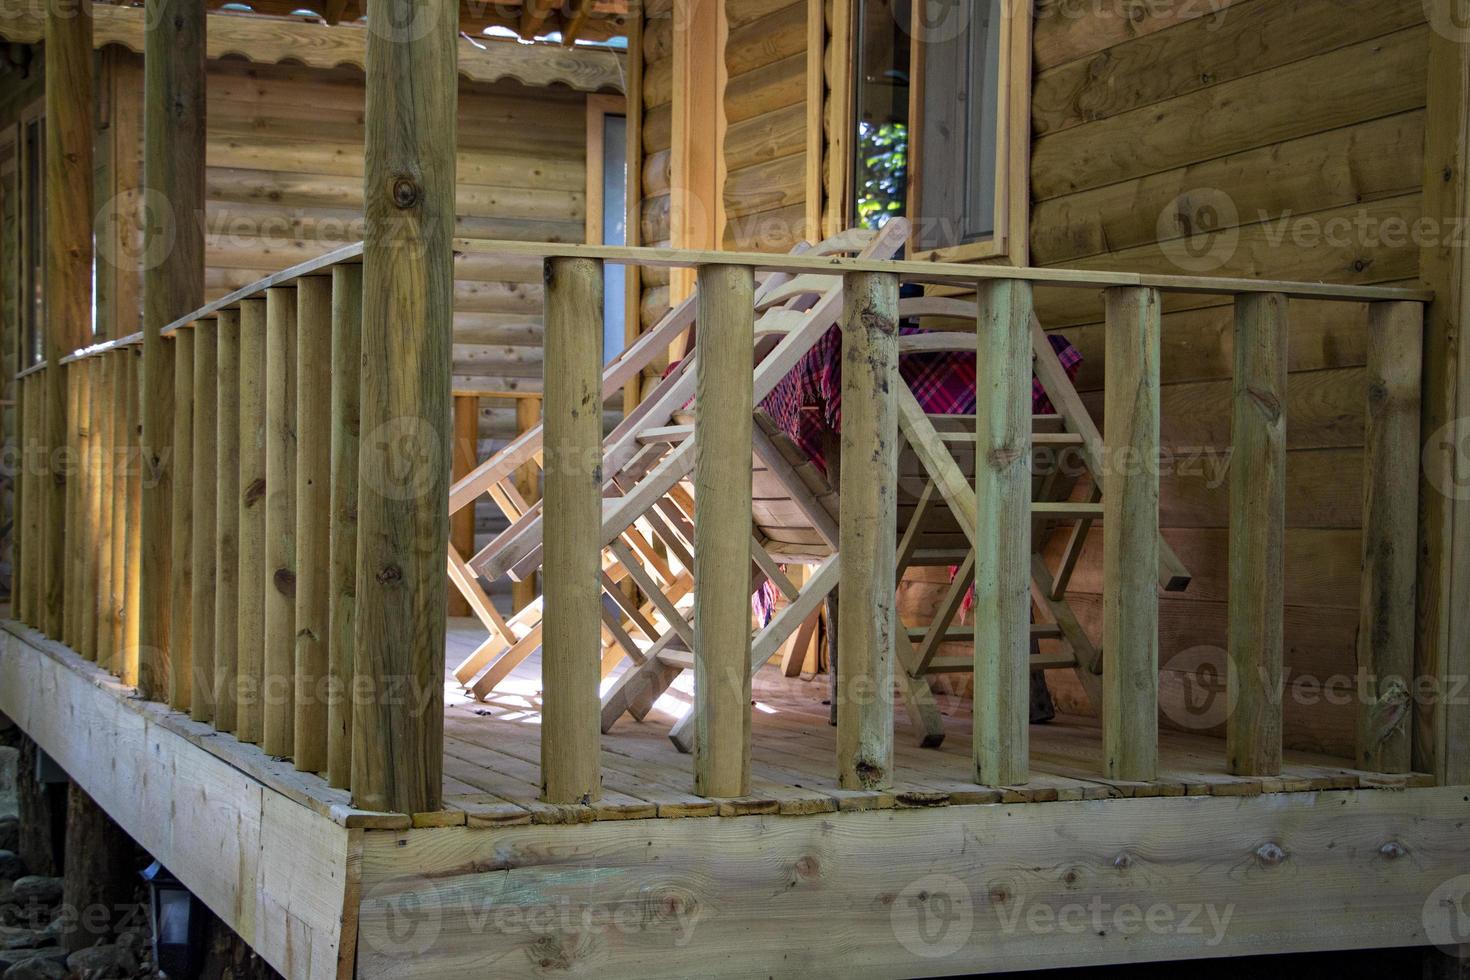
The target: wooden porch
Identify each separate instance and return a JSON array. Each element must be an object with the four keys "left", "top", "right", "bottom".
[{"left": 2, "top": 616, "right": 1464, "bottom": 979}]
